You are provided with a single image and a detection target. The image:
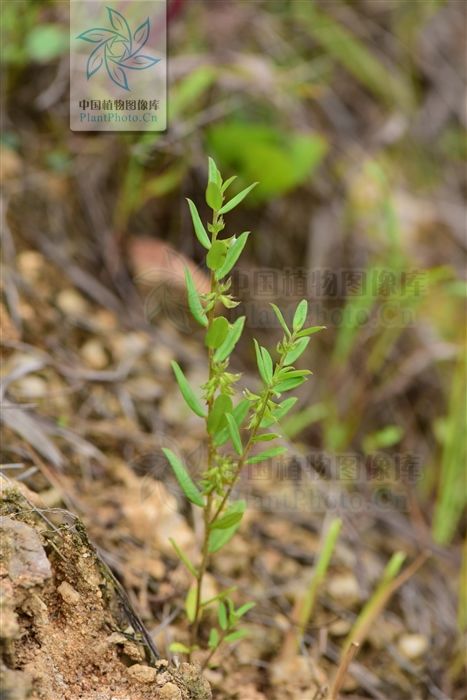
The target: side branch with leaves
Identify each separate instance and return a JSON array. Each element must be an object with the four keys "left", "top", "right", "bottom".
[{"left": 164, "top": 157, "right": 325, "bottom": 664}]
